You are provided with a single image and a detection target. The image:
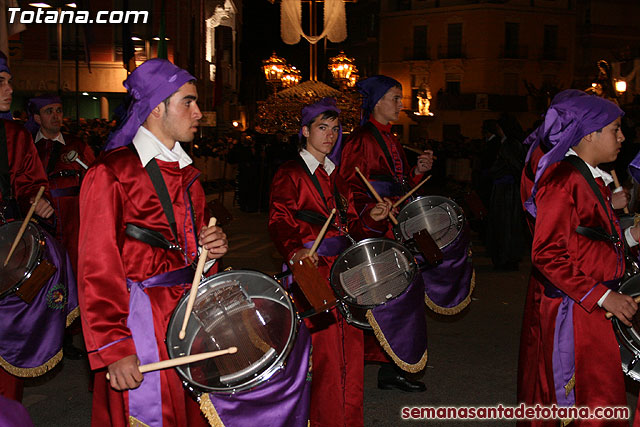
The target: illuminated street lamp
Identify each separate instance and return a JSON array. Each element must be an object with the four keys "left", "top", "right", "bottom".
[
  {"left": 347, "top": 66, "right": 359, "bottom": 88},
  {"left": 615, "top": 80, "right": 627, "bottom": 93},
  {"left": 328, "top": 51, "right": 355, "bottom": 88},
  {"left": 262, "top": 52, "right": 287, "bottom": 85},
  {"left": 281, "top": 66, "right": 301, "bottom": 88}
]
